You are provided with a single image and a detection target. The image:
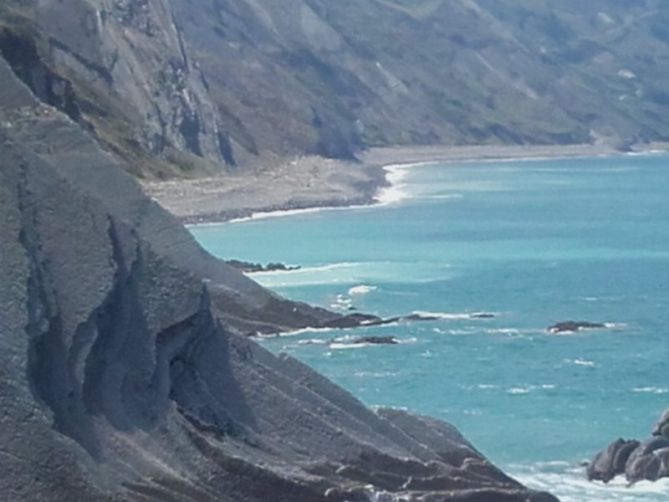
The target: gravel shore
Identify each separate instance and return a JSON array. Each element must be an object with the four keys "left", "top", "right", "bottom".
[{"left": 144, "top": 143, "right": 666, "bottom": 224}]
